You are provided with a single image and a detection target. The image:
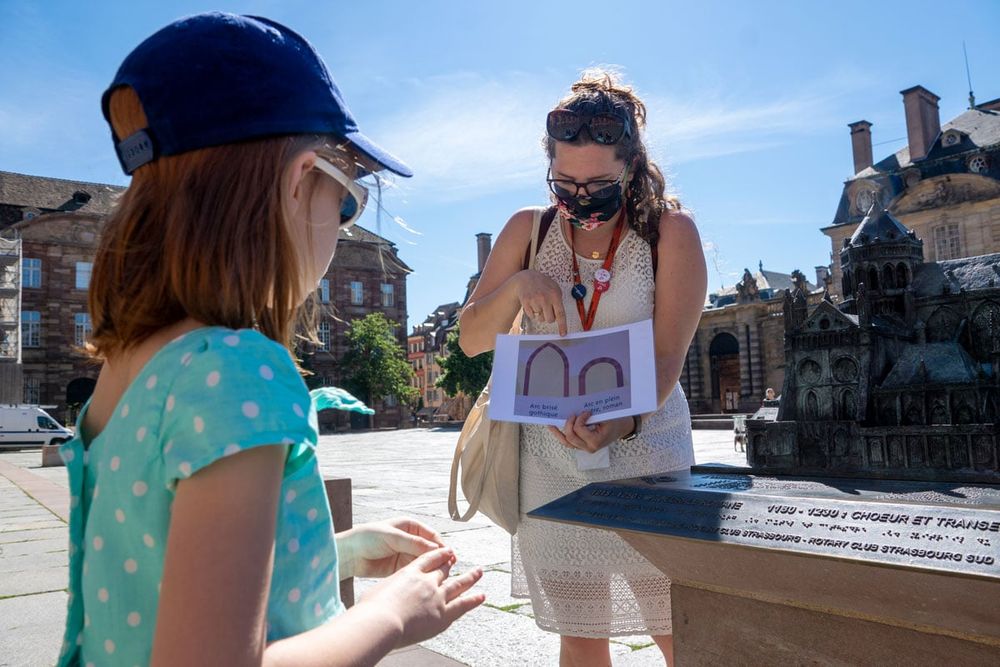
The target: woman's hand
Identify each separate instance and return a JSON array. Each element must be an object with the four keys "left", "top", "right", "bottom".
[
  {"left": 547, "top": 412, "right": 634, "bottom": 453},
  {"left": 515, "top": 270, "right": 567, "bottom": 336},
  {"left": 337, "top": 518, "right": 445, "bottom": 579}
]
